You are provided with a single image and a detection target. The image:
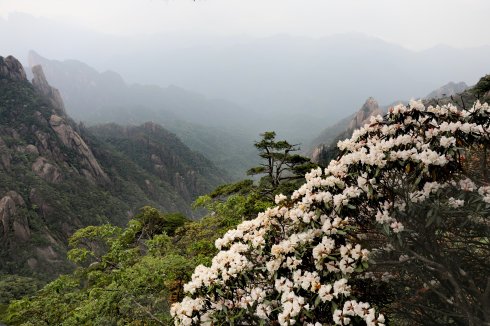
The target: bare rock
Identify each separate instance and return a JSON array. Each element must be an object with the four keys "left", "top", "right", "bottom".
[
  {"left": 32, "top": 156, "right": 62, "bottom": 183},
  {"left": 5, "top": 191, "right": 25, "bottom": 207},
  {"left": 0, "top": 196, "right": 16, "bottom": 238},
  {"left": 27, "top": 257, "right": 38, "bottom": 269},
  {"left": 0, "top": 55, "right": 27, "bottom": 81},
  {"left": 25, "top": 144, "right": 39, "bottom": 155},
  {"left": 31, "top": 65, "right": 66, "bottom": 116},
  {"left": 34, "top": 130, "right": 50, "bottom": 151},
  {"left": 49, "top": 114, "right": 108, "bottom": 181},
  {"left": 425, "top": 81, "right": 468, "bottom": 100},
  {"left": 348, "top": 97, "right": 382, "bottom": 131},
  {"left": 310, "top": 144, "right": 326, "bottom": 164},
  {"left": 0, "top": 192, "right": 30, "bottom": 242},
  {"left": 13, "top": 218, "right": 30, "bottom": 241},
  {"left": 310, "top": 97, "right": 382, "bottom": 165}
]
